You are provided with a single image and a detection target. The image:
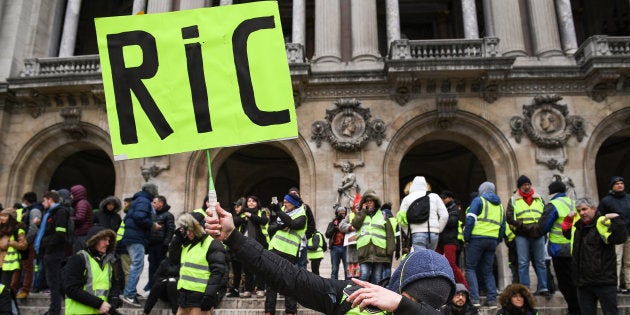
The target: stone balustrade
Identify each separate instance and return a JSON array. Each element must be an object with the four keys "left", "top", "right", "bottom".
[
  {"left": 389, "top": 37, "right": 500, "bottom": 60},
  {"left": 574, "top": 35, "right": 630, "bottom": 65}
]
